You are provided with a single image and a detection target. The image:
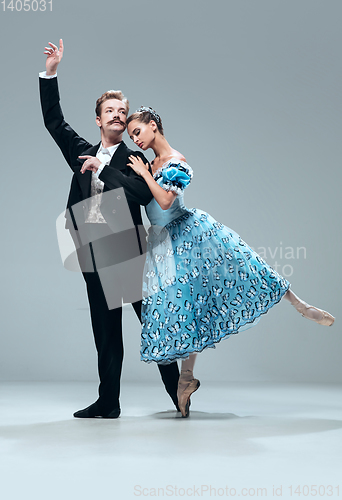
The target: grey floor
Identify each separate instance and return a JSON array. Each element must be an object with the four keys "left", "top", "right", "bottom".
[{"left": 1, "top": 381, "right": 341, "bottom": 499}]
